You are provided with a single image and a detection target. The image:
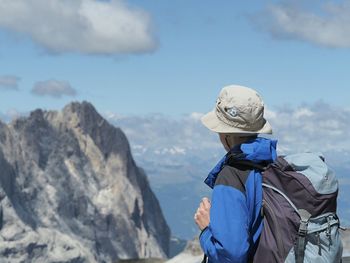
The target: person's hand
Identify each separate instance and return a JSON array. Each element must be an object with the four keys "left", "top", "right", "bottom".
[{"left": 194, "top": 197, "right": 211, "bottom": 231}]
